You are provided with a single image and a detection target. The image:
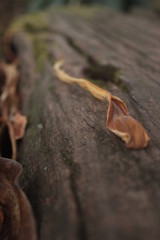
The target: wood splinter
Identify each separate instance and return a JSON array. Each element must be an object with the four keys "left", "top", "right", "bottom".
[{"left": 53, "top": 59, "right": 149, "bottom": 149}]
